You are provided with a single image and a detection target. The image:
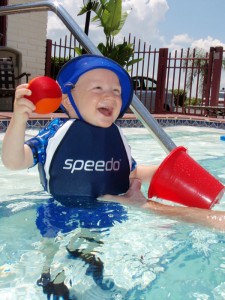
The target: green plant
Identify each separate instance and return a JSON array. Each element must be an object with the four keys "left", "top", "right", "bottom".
[
  {"left": 184, "top": 97, "right": 202, "bottom": 106},
  {"left": 51, "top": 57, "right": 70, "bottom": 79},
  {"left": 78, "top": 0, "right": 141, "bottom": 68},
  {"left": 97, "top": 41, "right": 140, "bottom": 68},
  {"left": 173, "top": 89, "right": 187, "bottom": 106}
]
